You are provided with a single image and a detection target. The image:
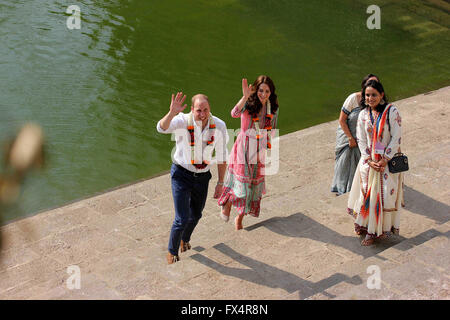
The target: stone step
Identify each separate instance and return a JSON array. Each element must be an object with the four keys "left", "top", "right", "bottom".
[
  {"left": 268, "top": 179, "right": 450, "bottom": 300},
  {"left": 0, "top": 141, "right": 446, "bottom": 299},
  {"left": 306, "top": 225, "right": 450, "bottom": 299}
]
